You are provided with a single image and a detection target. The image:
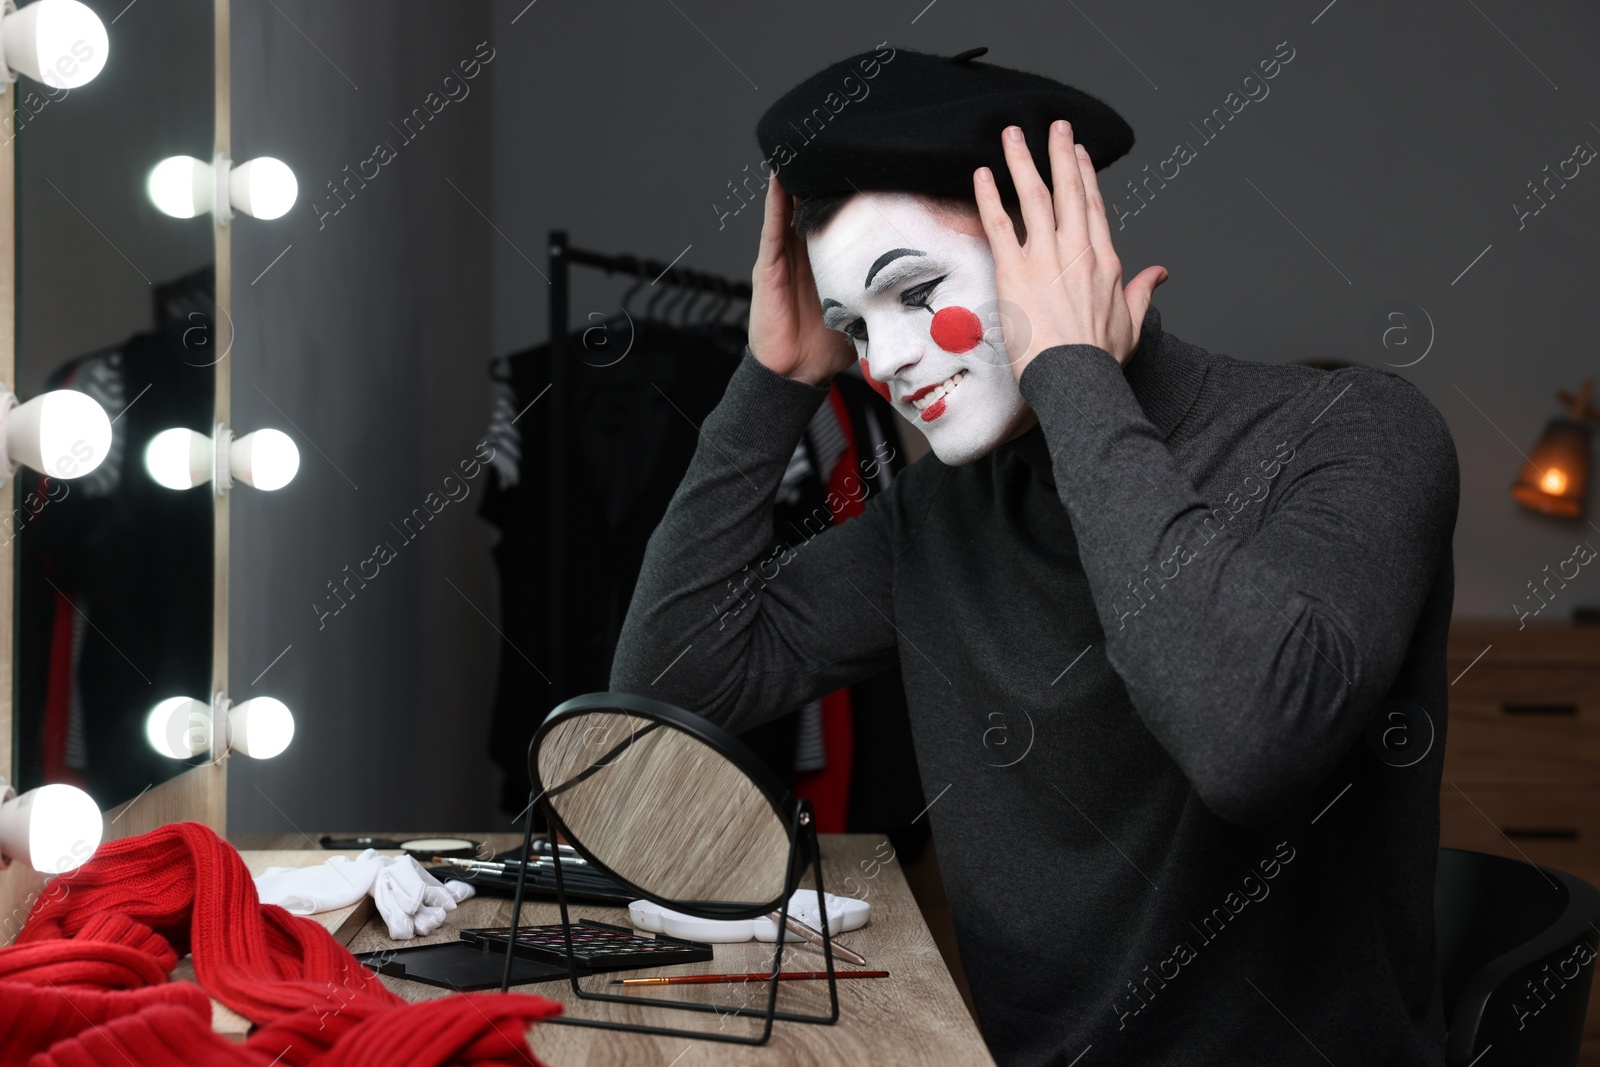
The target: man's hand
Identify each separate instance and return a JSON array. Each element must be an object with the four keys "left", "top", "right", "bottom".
[
  {"left": 748, "top": 175, "right": 857, "bottom": 386},
  {"left": 973, "top": 120, "right": 1170, "bottom": 377}
]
